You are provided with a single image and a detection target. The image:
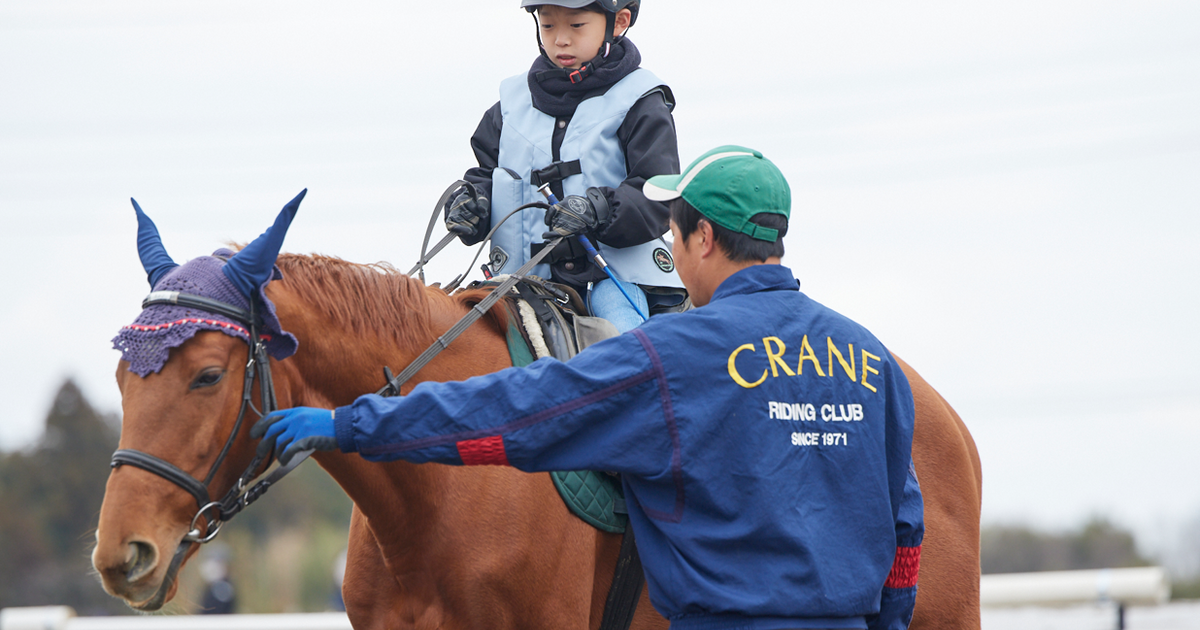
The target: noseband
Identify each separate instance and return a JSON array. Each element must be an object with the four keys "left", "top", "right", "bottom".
[{"left": 111, "top": 291, "right": 306, "bottom": 546}]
